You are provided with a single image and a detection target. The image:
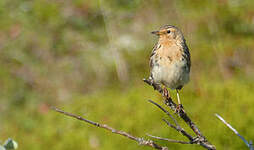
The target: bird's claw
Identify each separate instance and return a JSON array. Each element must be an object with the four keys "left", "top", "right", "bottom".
[
  {"left": 163, "top": 88, "right": 170, "bottom": 99},
  {"left": 175, "top": 104, "right": 183, "bottom": 113}
]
